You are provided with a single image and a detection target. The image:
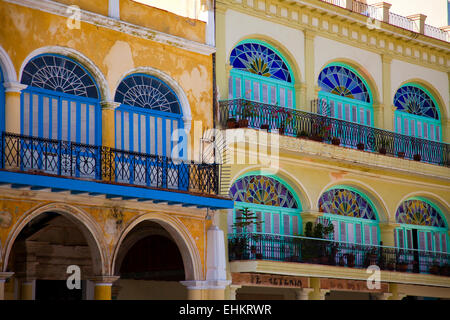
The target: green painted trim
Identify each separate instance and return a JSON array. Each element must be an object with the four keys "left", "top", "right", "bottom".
[
  {"left": 233, "top": 39, "right": 296, "bottom": 84},
  {"left": 232, "top": 170, "right": 302, "bottom": 211},
  {"left": 320, "top": 62, "right": 374, "bottom": 105},
  {"left": 323, "top": 184, "right": 380, "bottom": 222},
  {"left": 394, "top": 82, "right": 442, "bottom": 121}
]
